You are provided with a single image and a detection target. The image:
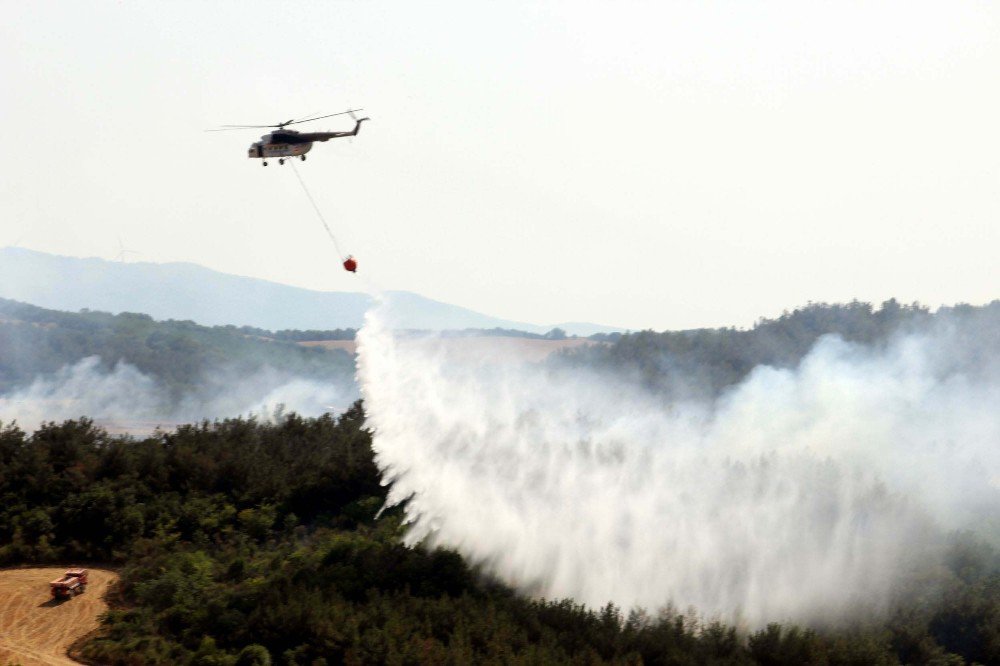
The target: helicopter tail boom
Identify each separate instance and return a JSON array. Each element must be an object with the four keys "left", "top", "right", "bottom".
[{"left": 311, "top": 118, "right": 370, "bottom": 141}]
